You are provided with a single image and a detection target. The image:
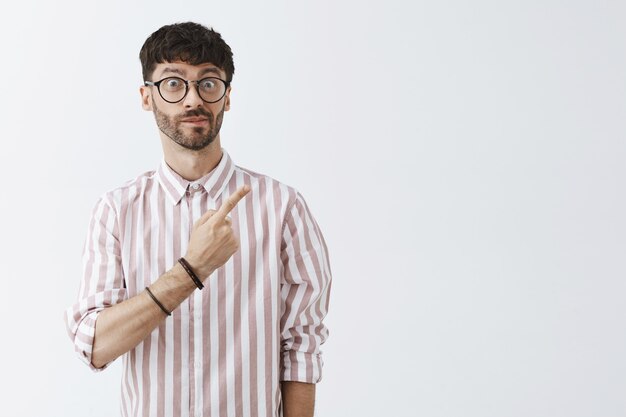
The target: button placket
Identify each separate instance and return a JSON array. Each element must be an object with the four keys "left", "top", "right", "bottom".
[
  {"left": 185, "top": 189, "right": 197, "bottom": 415},
  {"left": 187, "top": 184, "right": 207, "bottom": 417}
]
